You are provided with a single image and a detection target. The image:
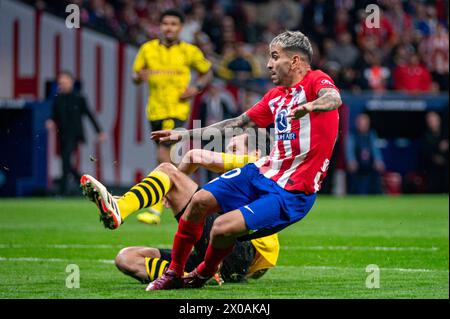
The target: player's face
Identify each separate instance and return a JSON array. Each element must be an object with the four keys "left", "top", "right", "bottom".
[
  {"left": 160, "top": 16, "right": 182, "bottom": 42},
  {"left": 226, "top": 134, "right": 249, "bottom": 155},
  {"left": 267, "top": 45, "right": 293, "bottom": 87},
  {"left": 57, "top": 74, "right": 73, "bottom": 94}
]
